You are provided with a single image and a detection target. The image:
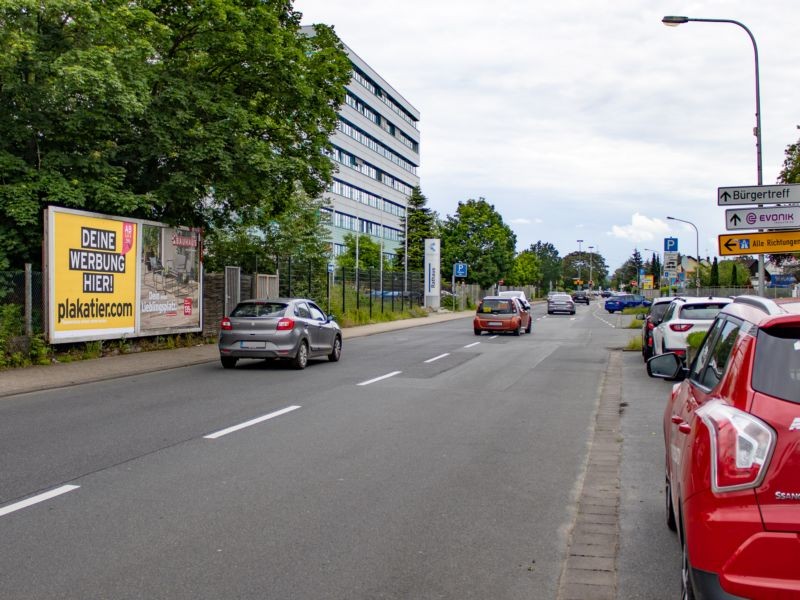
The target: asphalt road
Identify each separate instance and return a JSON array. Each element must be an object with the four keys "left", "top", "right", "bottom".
[{"left": 0, "top": 302, "right": 681, "bottom": 599}]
